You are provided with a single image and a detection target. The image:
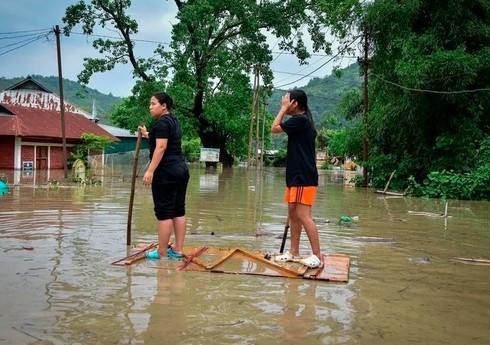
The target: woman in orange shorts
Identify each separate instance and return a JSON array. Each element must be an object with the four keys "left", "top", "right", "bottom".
[{"left": 270, "top": 89, "right": 321, "bottom": 268}]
